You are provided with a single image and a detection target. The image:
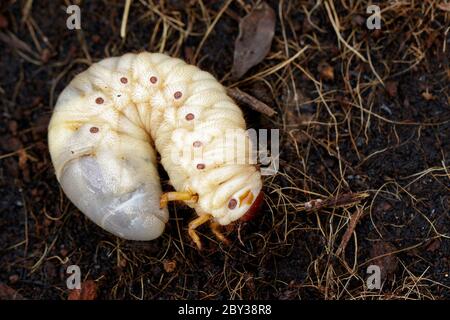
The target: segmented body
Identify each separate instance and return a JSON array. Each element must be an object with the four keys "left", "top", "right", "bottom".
[{"left": 48, "top": 52, "right": 262, "bottom": 241}]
